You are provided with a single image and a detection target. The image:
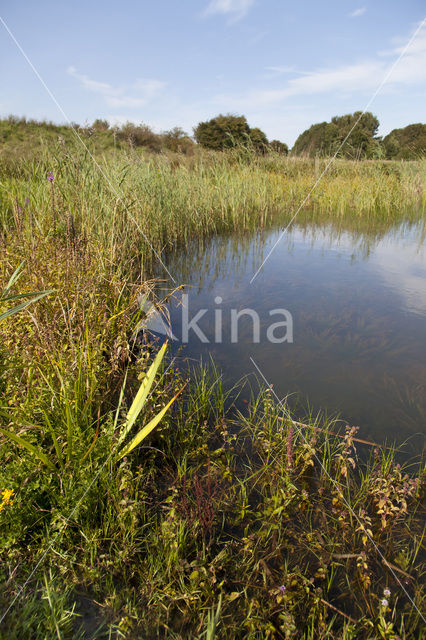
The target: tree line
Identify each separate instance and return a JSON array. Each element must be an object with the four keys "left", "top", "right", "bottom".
[
  {"left": 1, "top": 113, "right": 425, "bottom": 159},
  {"left": 194, "top": 112, "right": 426, "bottom": 159}
]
